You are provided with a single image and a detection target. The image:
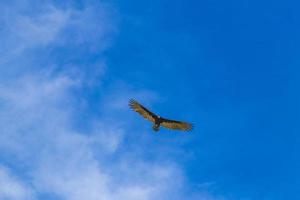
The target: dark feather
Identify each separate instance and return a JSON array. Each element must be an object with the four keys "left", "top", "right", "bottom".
[
  {"left": 129, "top": 99, "right": 156, "bottom": 122},
  {"left": 160, "top": 118, "right": 193, "bottom": 131}
]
